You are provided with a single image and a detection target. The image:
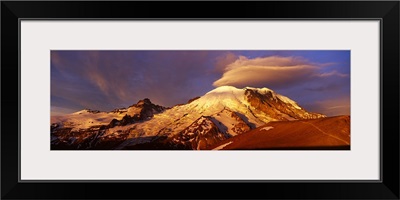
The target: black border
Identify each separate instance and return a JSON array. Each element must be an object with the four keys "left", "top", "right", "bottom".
[
  {"left": 2, "top": 1, "right": 399, "bottom": 199},
  {"left": 18, "top": 20, "right": 376, "bottom": 182}
]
